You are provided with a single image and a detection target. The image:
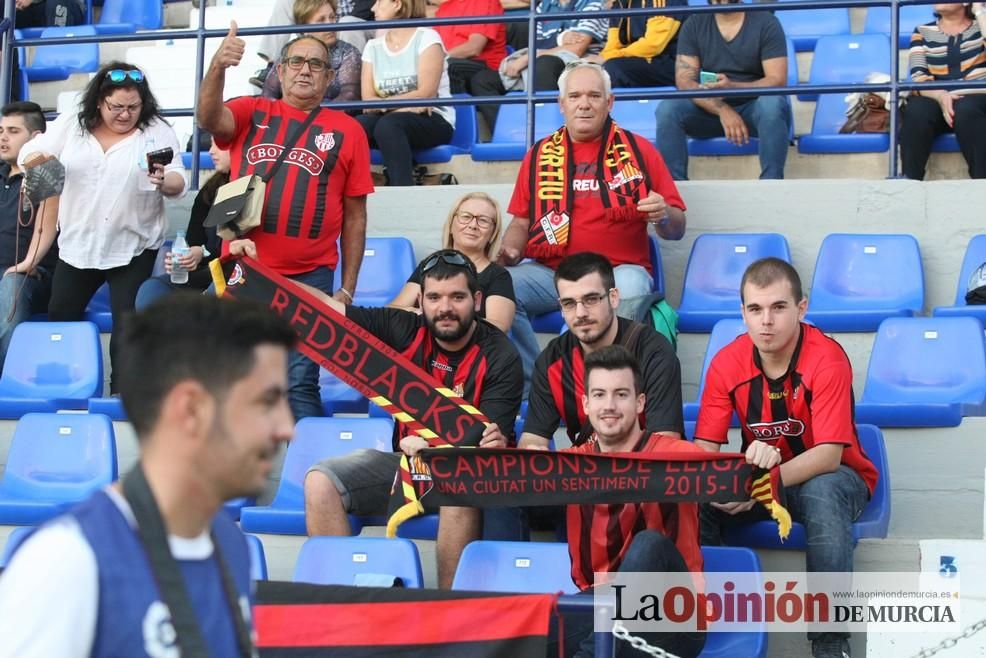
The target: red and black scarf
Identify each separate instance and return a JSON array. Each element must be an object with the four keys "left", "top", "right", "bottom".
[{"left": 527, "top": 117, "right": 650, "bottom": 260}]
